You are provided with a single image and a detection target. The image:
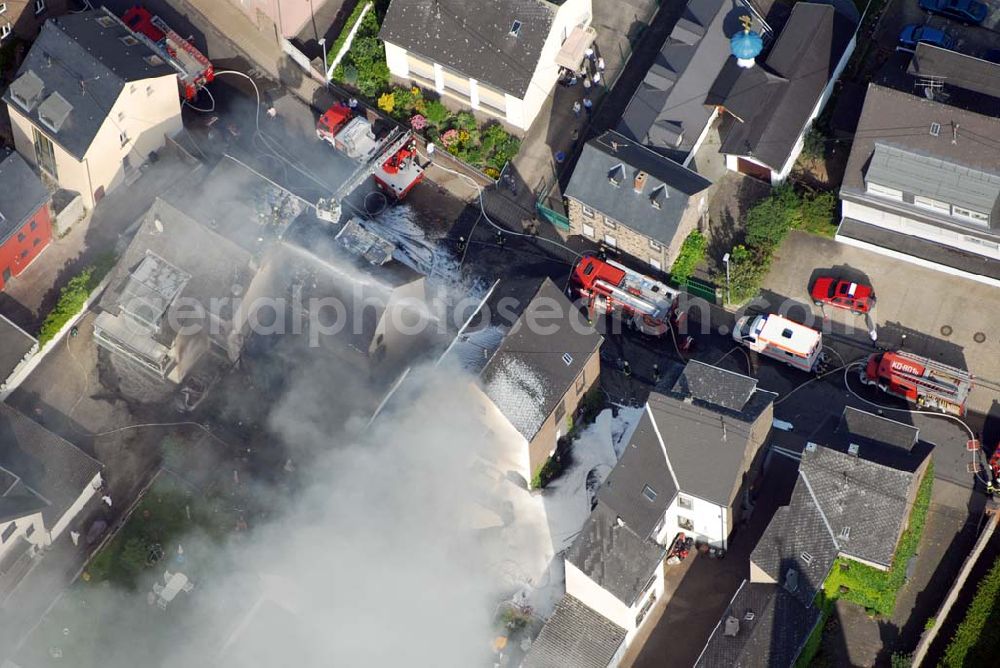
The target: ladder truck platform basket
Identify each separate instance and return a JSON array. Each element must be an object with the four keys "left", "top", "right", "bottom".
[
  {"left": 119, "top": 7, "right": 214, "bottom": 101},
  {"left": 571, "top": 256, "right": 683, "bottom": 336},
  {"left": 860, "top": 350, "right": 973, "bottom": 416}
]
